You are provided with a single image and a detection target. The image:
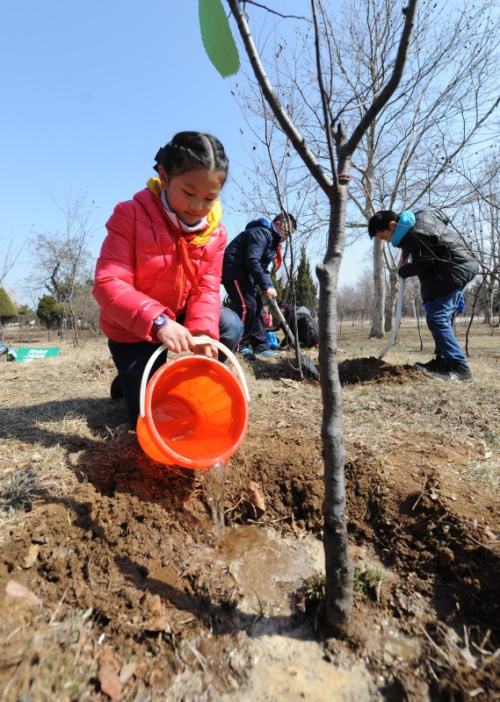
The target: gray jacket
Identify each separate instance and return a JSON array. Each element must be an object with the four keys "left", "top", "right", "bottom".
[{"left": 398, "top": 210, "right": 479, "bottom": 302}]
